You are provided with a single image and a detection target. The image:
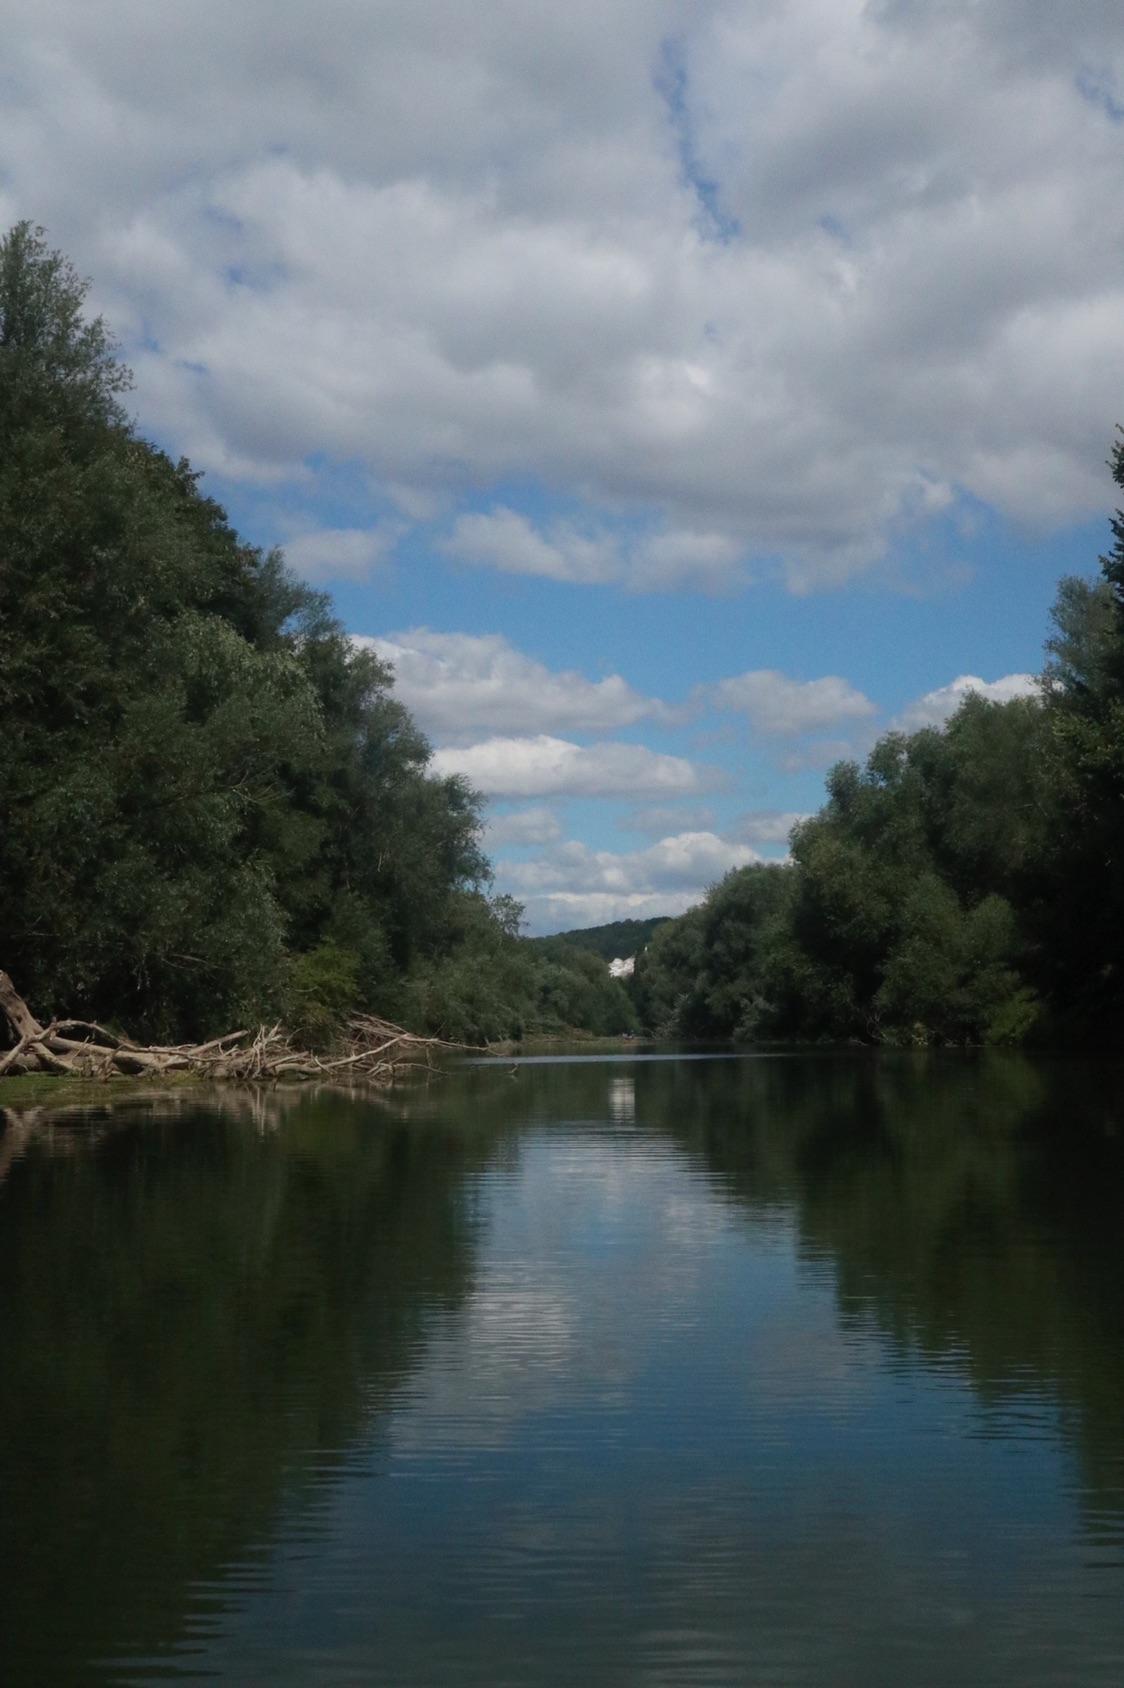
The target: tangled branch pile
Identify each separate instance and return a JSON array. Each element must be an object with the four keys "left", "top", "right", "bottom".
[{"left": 0, "top": 971, "right": 465, "bottom": 1084}]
